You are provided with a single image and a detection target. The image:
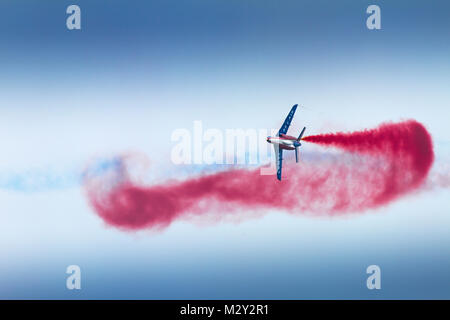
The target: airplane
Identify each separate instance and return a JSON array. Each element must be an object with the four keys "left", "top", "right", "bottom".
[{"left": 266, "top": 104, "right": 306, "bottom": 181}]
